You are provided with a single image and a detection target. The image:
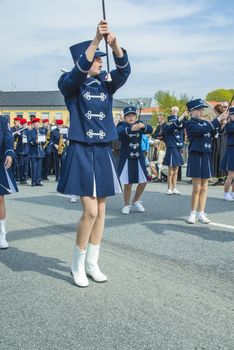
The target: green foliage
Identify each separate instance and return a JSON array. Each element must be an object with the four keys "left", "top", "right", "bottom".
[
  {"left": 206, "top": 89, "right": 234, "bottom": 102},
  {"left": 154, "top": 90, "right": 189, "bottom": 119},
  {"left": 149, "top": 112, "right": 158, "bottom": 127}
]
